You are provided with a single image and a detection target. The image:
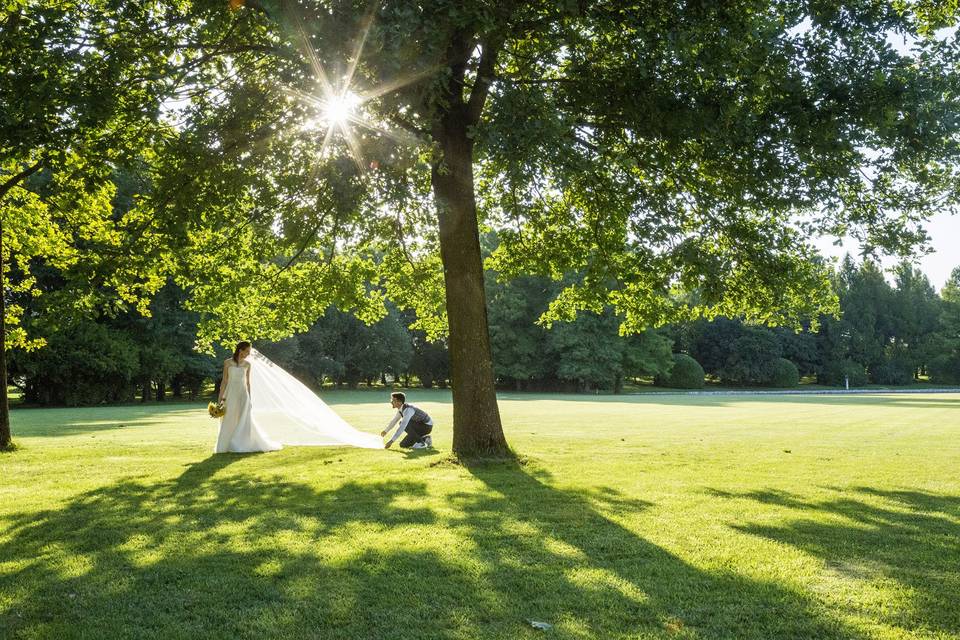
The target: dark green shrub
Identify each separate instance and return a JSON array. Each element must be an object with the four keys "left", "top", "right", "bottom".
[
  {"left": 719, "top": 328, "right": 781, "bottom": 385},
  {"left": 929, "top": 353, "right": 960, "bottom": 385},
  {"left": 817, "top": 359, "right": 868, "bottom": 387},
  {"left": 17, "top": 321, "right": 139, "bottom": 405},
  {"left": 655, "top": 354, "right": 705, "bottom": 389},
  {"left": 767, "top": 358, "right": 800, "bottom": 388},
  {"left": 689, "top": 318, "right": 744, "bottom": 376},
  {"left": 870, "top": 358, "right": 914, "bottom": 385}
]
